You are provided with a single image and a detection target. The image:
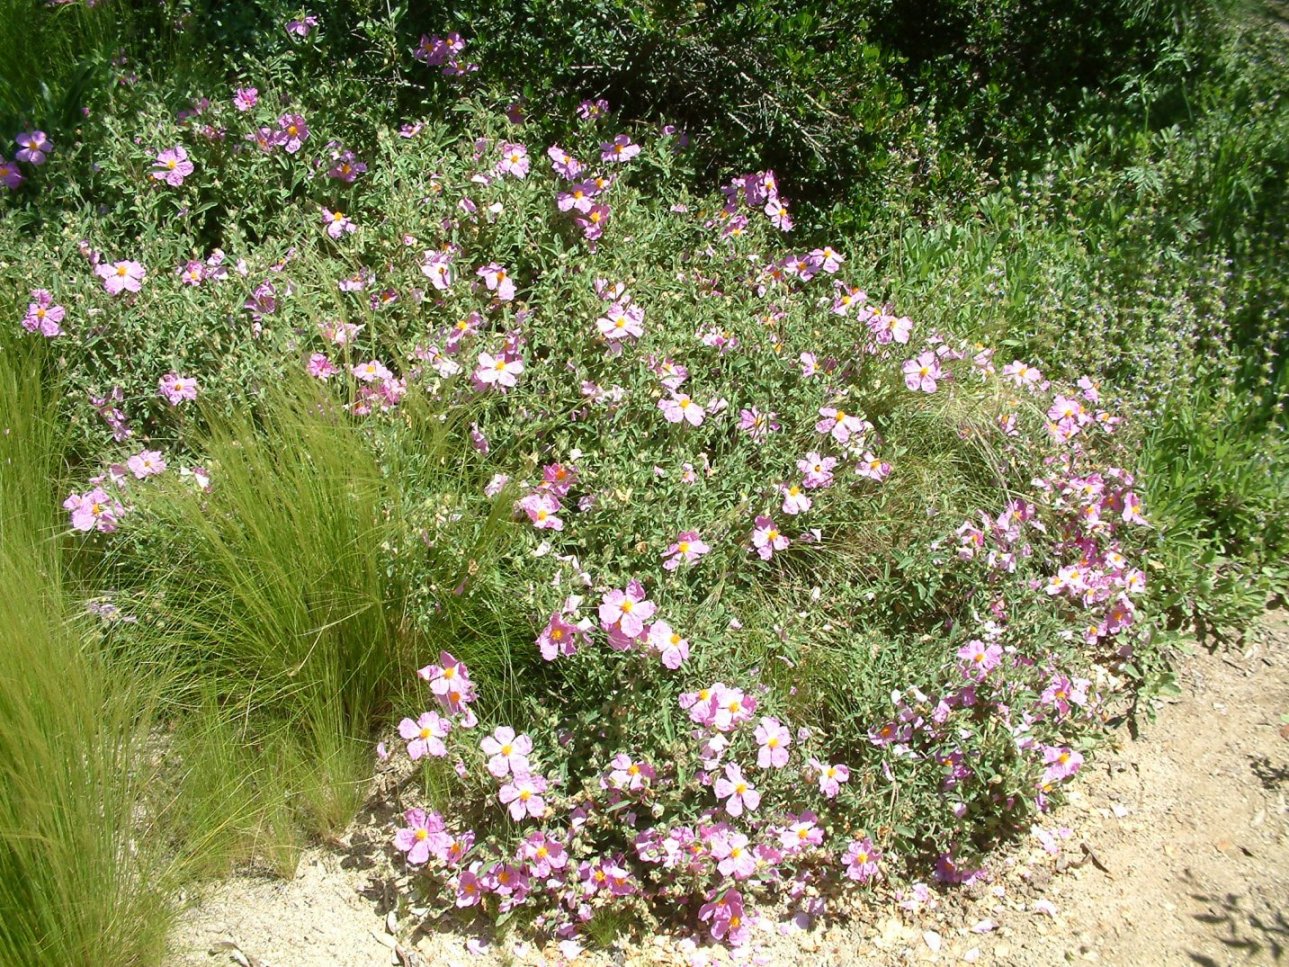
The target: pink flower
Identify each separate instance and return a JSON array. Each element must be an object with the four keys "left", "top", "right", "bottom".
[
  {"left": 474, "top": 351, "right": 524, "bottom": 390},
  {"left": 97, "top": 260, "right": 146, "bottom": 295},
  {"left": 546, "top": 144, "right": 583, "bottom": 179},
  {"left": 22, "top": 289, "right": 65, "bottom": 337},
  {"left": 599, "top": 581, "right": 655, "bottom": 638},
  {"left": 780, "top": 483, "right": 812, "bottom": 515},
  {"left": 351, "top": 359, "right": 392, "bottom": 382},
  {"left": 326, "top": 148, "right": 366, "bottom": 182},
  {"left": 498, "top": 772, "right": 547, "bottom": 820},
  {"left": 809, "top": 757, "right": 850, "bottom": 798},
  {"left": 798, "top": 452, "right": 836, "bottom": 489},
  {"left": 600, "top": 134, "right": 640, "bottom": 162},
  {"left": 662, "top": 530, "right": 710, "bottom": 570},
  {"left": 496, "top": 142, "right": 529, "bottom": 178},
  {"left": 232, "top": 87, "right": 258, "bottom": 111},
  {"left": 812, "top": 245, "right": 844, "bottom": 273},
  {"left": 277, "top": 113, "right": 309, "bottom": 153},
  {"left": 151, "top": 145, "right": 194, "bottom": 186},
  {"left": 843, "top": 837, "right": 881, "bottom": 882},
  {"left": 751, "top": 515, "right": 789, "bottom": 561},
  {"left": 520, "top": 832, "right": 568, "bottom": 877},
  {"left": 481, "top": 726, "right": 533, "bottom": 778},
  {"left": 476, "top": 263, "right": 515, "bottom": 302},
  {"left": 658, "top": 392, "right": 705, "bottom": 426},
  {"left": 596, "top": 302, "right": 643, "bottom": 342},
  {"left": 157, "top": 372, "right": 198, "bottom": 405},
  {"left": 779, "top": 812, "right": 824, "bottom": 852},
  {"left": 711, "top": 830, "right": 756, "bottom": 879},
  {"left": 394, "top": 808, "right": 445, "bottom": 865},
  {"left": 698, "top": 888, "right": 748, "bottom": 945},
  {"left": 607, "top": 752, "right": 656, "bottom": 791},
  {"left": 646, "top": 620, "right": 689, "bottom": 669},
  {"left": 755, "top": 716, "right": 791, "bottom": 768},
  {"left": 556, "top": 180, "right": 597, "bottom": 213},
  {"left": 713, "top": 763, "right": 760, "bottom": 817},
  {"left": 321, "top": 207, "right": 355, "bottom": 240},
  {"left": 15, "top": 130, "right": 52, "bottom": 165},
  {"left": 64, "top": 487, "right": 124, "bottom": 533},
  {"left": 738, "top": 407, "right": 779, "bottom": 442},
  {"left": 575, "top": 203, "right": 611, "bottom": 240},
  {"left": 306, "top": 352, "right": 339, "bottom": 379},
  {"left": 903, "top": 351, "right": 944, "bottom": 392},
  {"left": 398, "top": 711, "right": 451, "bottom": 759},
  {"left": 537, "top": 612, "right": 583, "bottom": 660},
  {"left": 517, "top": 491, "right": 562, "bottom": 530},
  {"left": 855, "top": 452, "right": 891, "bottom": 482},
  {"left": 420, "top": 250, "right": 455, "bottom": 290},
  {"left": 957, "top": 639, "right": 1002, "bottom": 680},
  {"left": 126, "top": 449, "right": 166, "bottom": 479},
  {"left": 815, "top": 406, "right": 869, "bottom": 444},
  {"left": 418, "top": 651, "right": 478, "bottom": 724},
  {"left": 0, "top": 156, "right": 24, "bottom": 190},
  {"left": 1041, "top": 746, "right": 1083, "bottom": 785}
]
